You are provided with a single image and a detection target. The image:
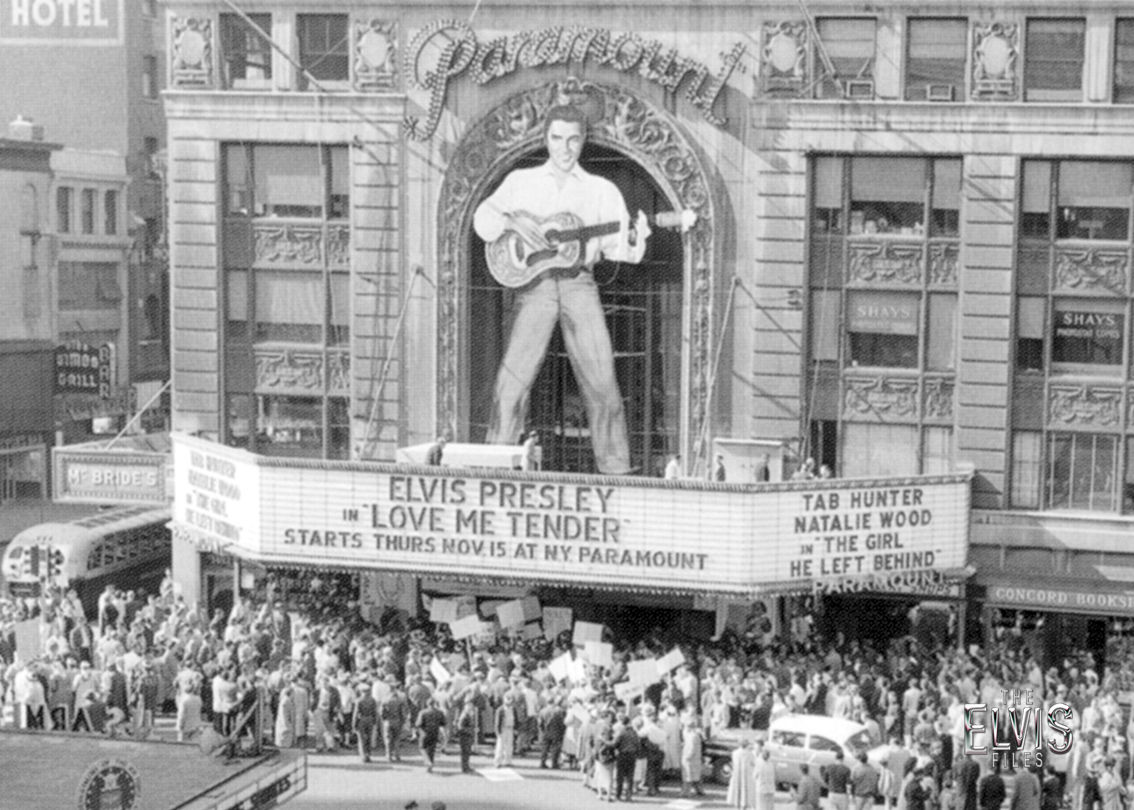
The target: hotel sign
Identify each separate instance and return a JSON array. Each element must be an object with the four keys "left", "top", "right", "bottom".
[
  {"left": 1, "top": 0, "right": 123, "bottom": 43},
  {"left": 173, "top": 434, "right": 971, "bottom": 596}
]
